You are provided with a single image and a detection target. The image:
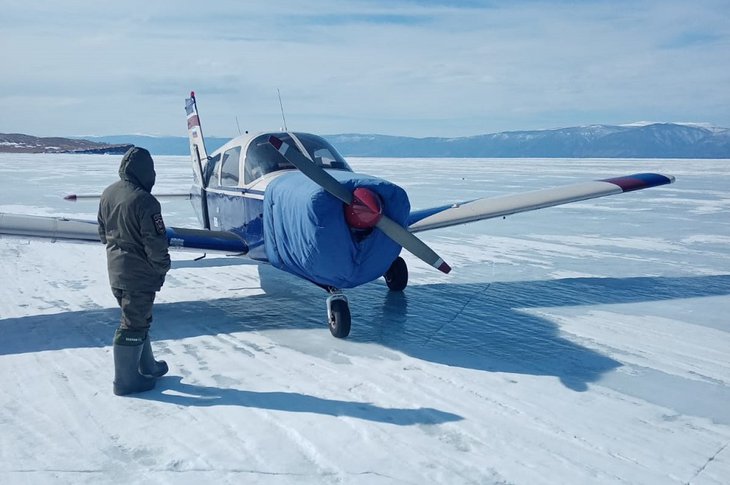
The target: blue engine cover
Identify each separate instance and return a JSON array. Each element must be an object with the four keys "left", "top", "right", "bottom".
[{"left": 264, "top": 171, "right": 410, "bottom": 288}]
